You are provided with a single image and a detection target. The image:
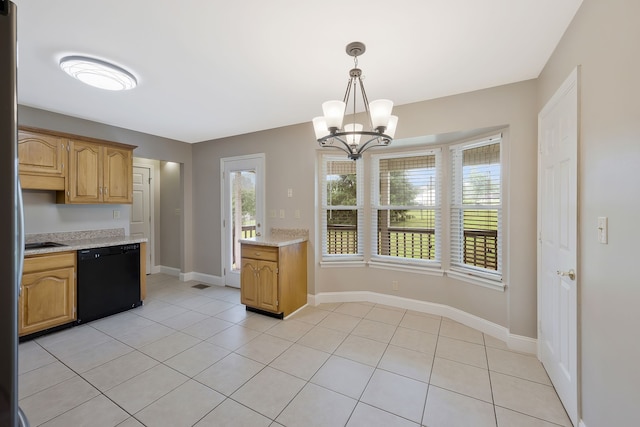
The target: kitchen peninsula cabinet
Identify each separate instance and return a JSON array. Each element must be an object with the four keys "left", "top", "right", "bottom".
[
  {"left": 61, "top": 139, "right": 133, "bottom": 204},
  {"left": 18, "top": 129, "right": 67, "bottom": 190},
  {"left": 19, "top": 251, "right": 76, "bottom": 337},
  {"left": 240, "top": 240, "right": 307, "bottom": 318}
]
